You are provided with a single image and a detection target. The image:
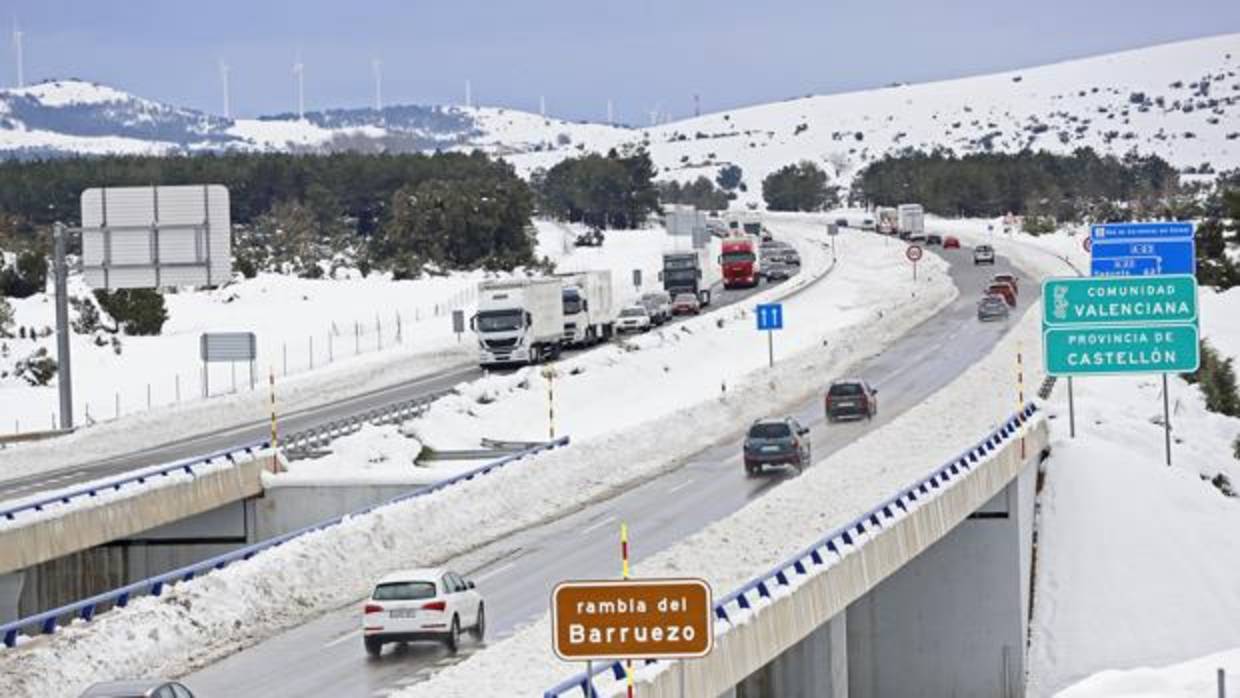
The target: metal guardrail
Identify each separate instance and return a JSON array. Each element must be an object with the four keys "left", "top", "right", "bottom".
[
  {"left": 543, "top": 404, "right": 1041, "bottom": 697},
  {"left": 0, "top": 442, "right": 270, "bottom": 525},
  {"left": 1, "top": 436, "right": 570, "bottom": 649},
  {"left": 282, "top": 390, "right": 452, "bottom": 459}
]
